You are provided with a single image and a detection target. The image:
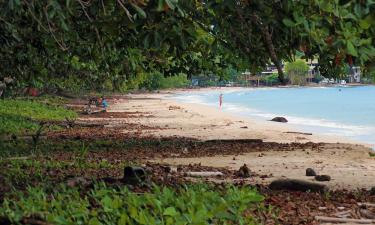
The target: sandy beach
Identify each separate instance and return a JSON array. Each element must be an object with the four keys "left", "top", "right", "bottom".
[{"left": 80, "top": 88, "right": 375, "bottom": 190}]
